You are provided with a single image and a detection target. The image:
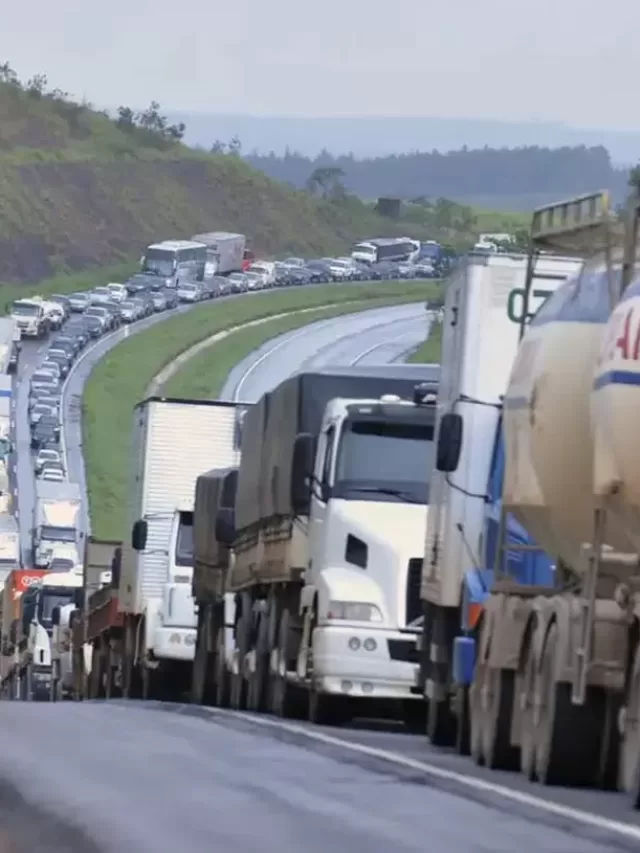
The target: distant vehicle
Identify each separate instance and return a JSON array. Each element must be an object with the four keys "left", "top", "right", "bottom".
[
  {"left": 90, "top": 286, "right": 113, "bottom": 306},
  {"left": 36, "top": 448, "right": 62, "bottom": 474},
  {"left": 85, "top": 306, "right": 113, "bottom": 332},
  {"left": 106, "top": 283, "right": 127, "bottom": 302},
  {"left": 49, "top": 294, "right": 71, "bottom": 316},
  {"left": 227, "top": 272, "right": 247, "bottom": 293},
  {"left": 41, "top": 360, "right": 62, "bottom": 381},
  {"left": 10, "top": 299, "right": 49, "bottom": 338},
  {"left": 125, "top": 274, "right": 153, "bottom": 295},
  {"left": 177, "top": 282, "right": 202, "bottom": 303},
  {"left": 351, "top": 237, "right": 420, "bottom": 265},
  {"left": 282, "top": 257, "right": 305, "bottom": 267},
  {"left": 119, "top": 301, "right": 137, "bottom": 323},
  {"left": 140, "top": 240, "right": 206, "bottom": 287},
  {"left": 161, "top": 288, "right": 179, "bottom": 309},
  {"left": 244, "top": 272, "right": 264, "bottom": 291},
  {"left": 67, "top": 292, "right": 91, "bottom": 313},
  {"left": 191, "top": 232, "right": 245, "bottom": 277},
  {"left": 417, "top": 240, "right": 443, "bottom": 266},
  {"left": 151, "top": 292, "right": 168, "bottom": 312},
  {"left": 246, "top": 262, "right": 275, "bottom": 287},
  {"left": 41, "top": 466, "right": 65, "bottom": 483}
]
